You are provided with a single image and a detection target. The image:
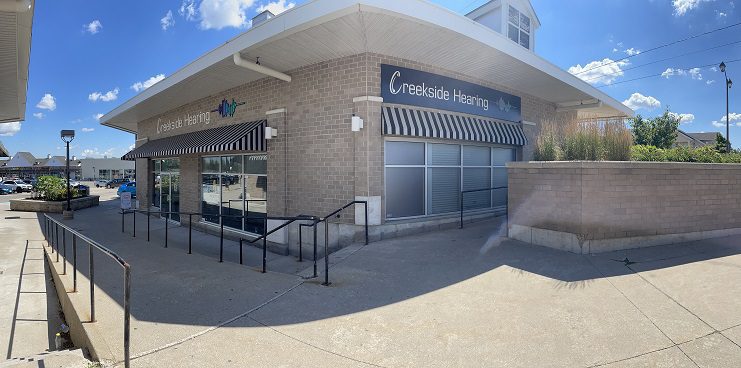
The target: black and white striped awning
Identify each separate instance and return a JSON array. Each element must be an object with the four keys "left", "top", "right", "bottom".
[
  {"left": 122, "top": 120, "right": 266, "bottom": 160},
  {"left": 382, "top": 106, "right": 527, "bottom": 146}
]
